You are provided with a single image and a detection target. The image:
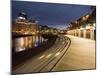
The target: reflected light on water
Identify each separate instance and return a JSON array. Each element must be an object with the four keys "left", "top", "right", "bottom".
[
  {"left": 16, "top": 47, "right": 25, "bottom": 52},
  {"left": 15, "top": 37, "right": 25, "bottom": 52},
  {"left": 13, "top": 35, "right": 47, "bottom": 52}
]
